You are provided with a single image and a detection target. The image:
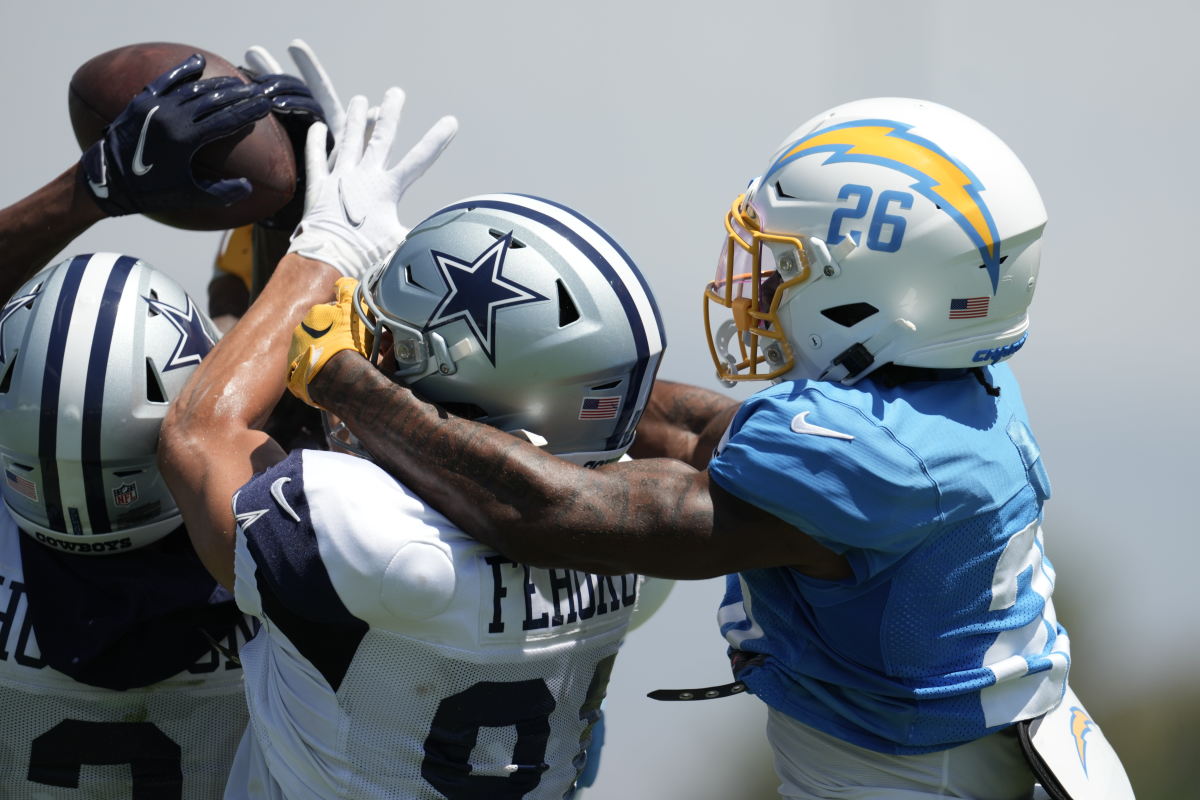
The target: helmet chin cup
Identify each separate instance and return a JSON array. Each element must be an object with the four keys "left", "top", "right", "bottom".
[
  {"left": 322, "top": 412, "right": 373, "bottom": 459},
  {"left": 391, "top": 328, "right": 459, "bottom": 380},
  {"left": 713, "top": 319, "right": 743, "bottom": 387}
]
